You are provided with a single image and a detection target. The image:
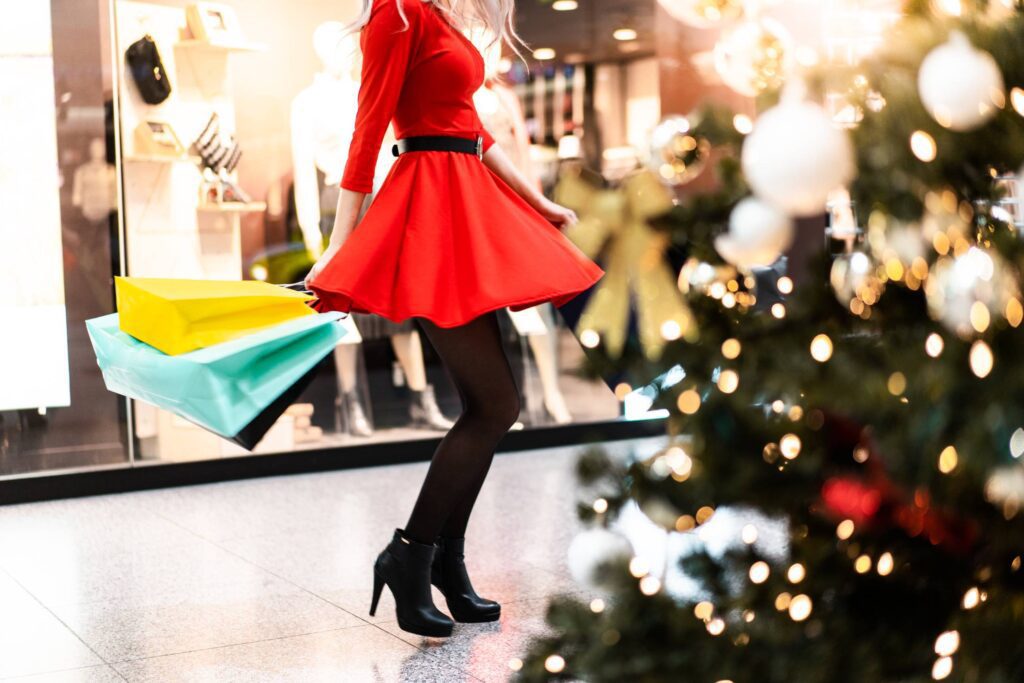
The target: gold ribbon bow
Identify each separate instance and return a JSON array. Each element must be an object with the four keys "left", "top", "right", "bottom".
[{"left": 555, "top": 167, "right": 697, "bottom": 359}]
